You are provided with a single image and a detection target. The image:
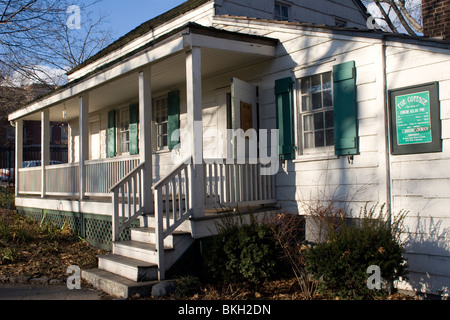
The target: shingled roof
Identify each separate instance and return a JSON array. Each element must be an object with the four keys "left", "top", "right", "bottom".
[
  {"left": 67, "top": 0, "right": 212, "bottom": 76},
  {"left": 68, "top": 0, "right": 373, "bottom": 77}
]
